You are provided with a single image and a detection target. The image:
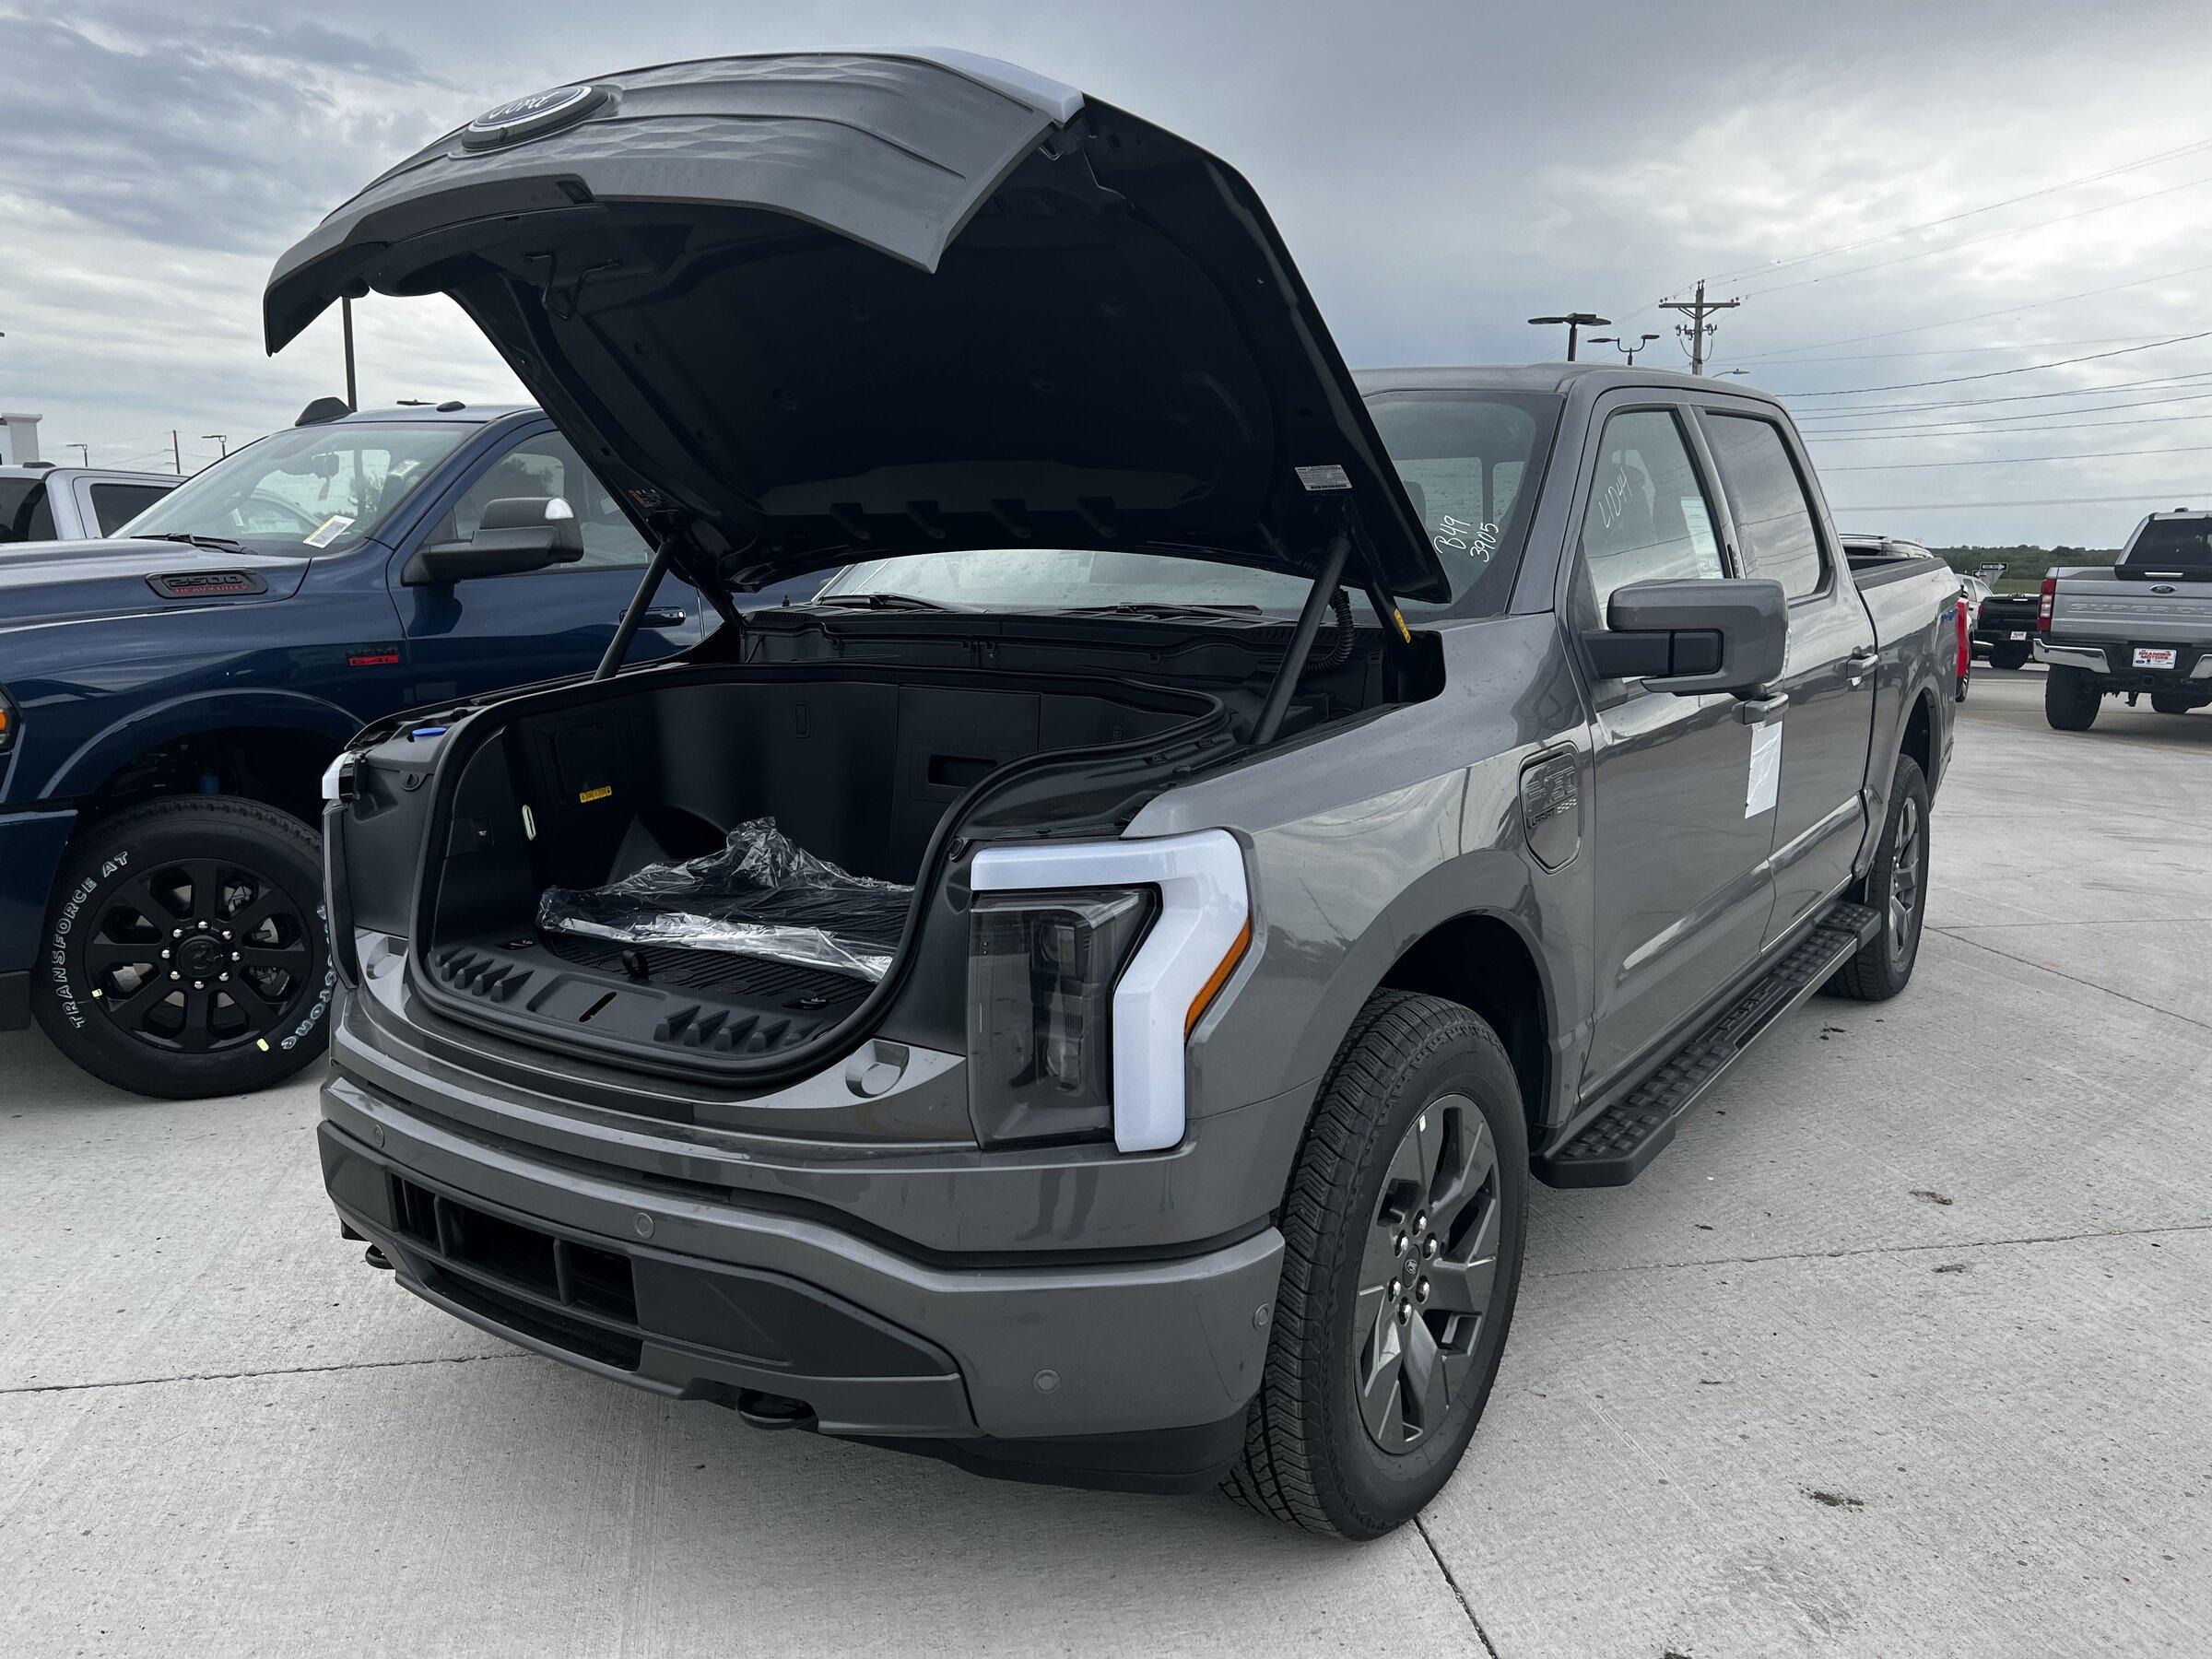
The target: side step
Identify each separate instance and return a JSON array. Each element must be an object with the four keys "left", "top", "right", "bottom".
[{"left": 1535, "top": 900, "right": 1880, "bottom": 1189}]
